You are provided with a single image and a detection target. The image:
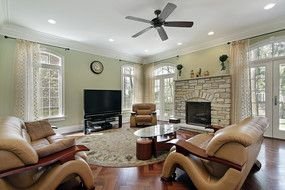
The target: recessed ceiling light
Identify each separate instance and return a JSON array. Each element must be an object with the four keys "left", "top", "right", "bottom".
[
  {"left": 48, "top": 19, "right": 56, "bottom": 24},
  {"left": 208, "top": 31, "right": 214, "bottom": 36},
  {"left": 108, "top": 38, "right": 114, "bottom": 42},
  {"left": 264, "top": 3, "right": 276, "bottom": 10},
  {"left": 177, "top": 42, "right": 183, "bottom": 46},
  {"left": 144, "top": 49, "right": 149, "bottom": 53}
]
